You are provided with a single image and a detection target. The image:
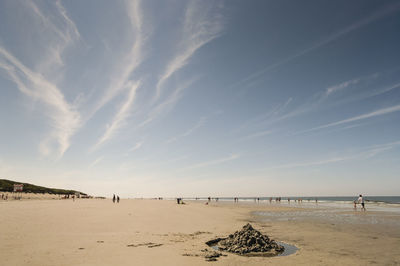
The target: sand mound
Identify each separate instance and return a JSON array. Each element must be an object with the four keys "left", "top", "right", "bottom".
[{"left": 206, "top": 223, "right": 284, "bottom": 256}]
